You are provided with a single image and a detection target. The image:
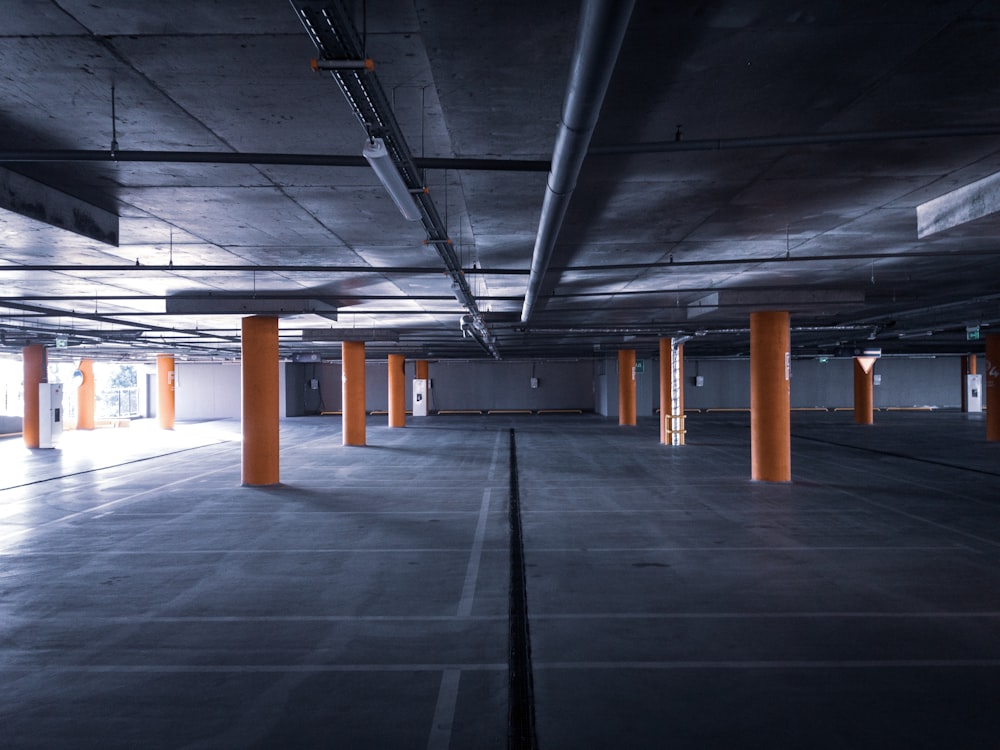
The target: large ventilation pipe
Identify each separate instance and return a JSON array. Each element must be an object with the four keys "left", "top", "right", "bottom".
[{"left": 520, "top": 0, "right": 636, "bottom": 323}]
